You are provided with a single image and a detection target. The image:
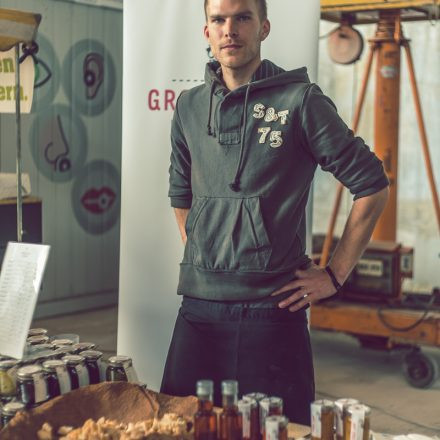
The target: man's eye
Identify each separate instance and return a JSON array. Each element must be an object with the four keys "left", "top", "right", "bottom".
[
  {"left": 237, "top": 15, "right": 251, "bottom": 21},
  {"left": 212, "top": 18, "right": 224, "bottom": 23}
]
